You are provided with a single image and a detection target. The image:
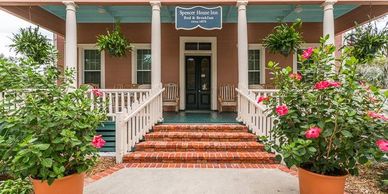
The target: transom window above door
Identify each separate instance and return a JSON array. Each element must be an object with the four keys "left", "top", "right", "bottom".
[{"left": 185, "top": 42, "right": 212, "bottom": 51}]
